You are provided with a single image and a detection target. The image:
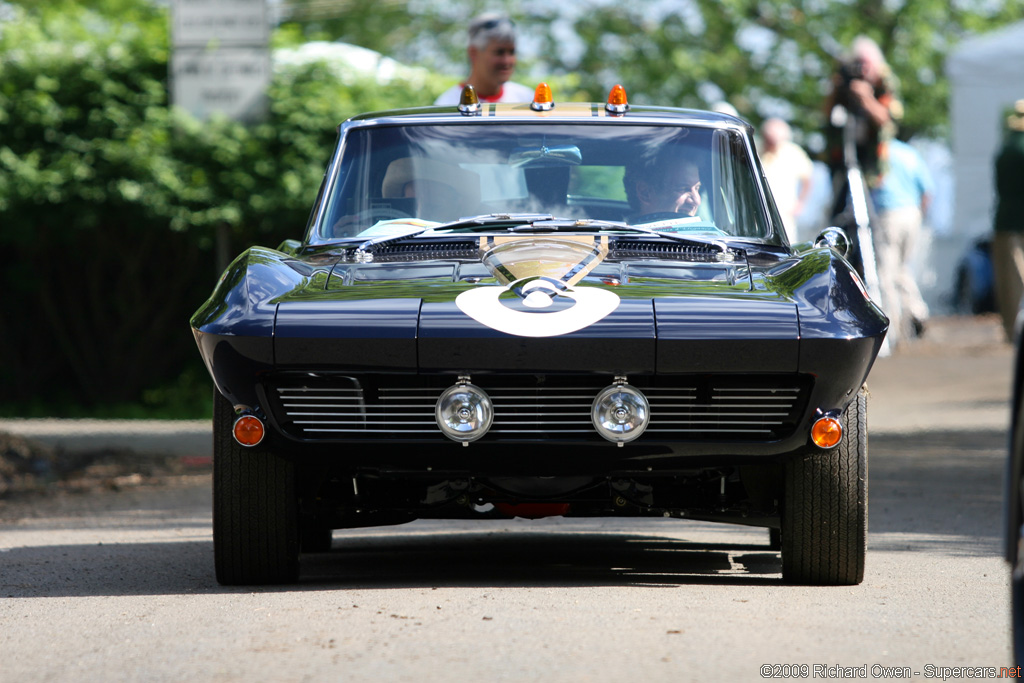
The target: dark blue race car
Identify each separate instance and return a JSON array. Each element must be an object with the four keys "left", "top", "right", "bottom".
[{"left": 192, "top": 85, "right": 888, "bottom": 586}]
